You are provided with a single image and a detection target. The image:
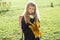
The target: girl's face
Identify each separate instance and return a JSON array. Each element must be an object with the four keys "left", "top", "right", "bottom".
[{"left": 28, "top": 5, "right": 35, "bottom": 15}]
